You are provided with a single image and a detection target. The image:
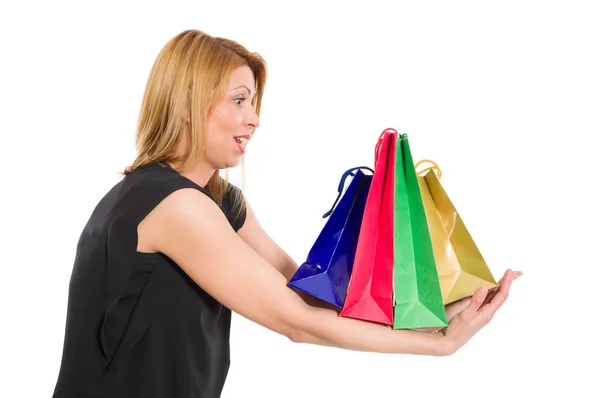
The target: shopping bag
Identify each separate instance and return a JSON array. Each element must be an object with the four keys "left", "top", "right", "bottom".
[
  {"left": 415, "top": 159, "right": 498, "bottom": 305},
  {"left": 288, "top": 166, "right": 373, "bottom": 308},
  {"left": 393, "top": 134, "right": 448, "bottom": 329},
  {"left": 339, "top": 128, "right": 396, "bottom": 325}
]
